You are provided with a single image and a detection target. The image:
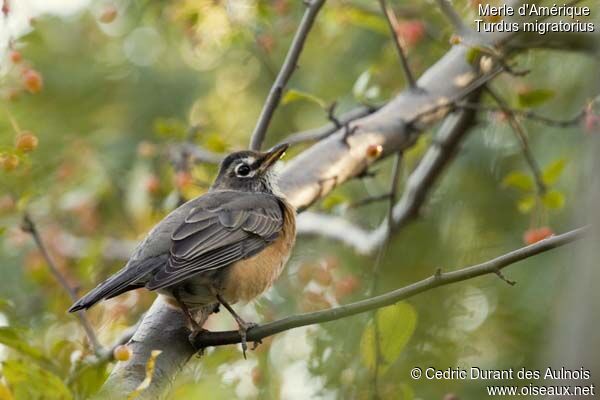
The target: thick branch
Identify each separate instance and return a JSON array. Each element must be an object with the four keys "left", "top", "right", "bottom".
[{"left": 249, "top": 0, "right": 326, "bottom": 150}]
